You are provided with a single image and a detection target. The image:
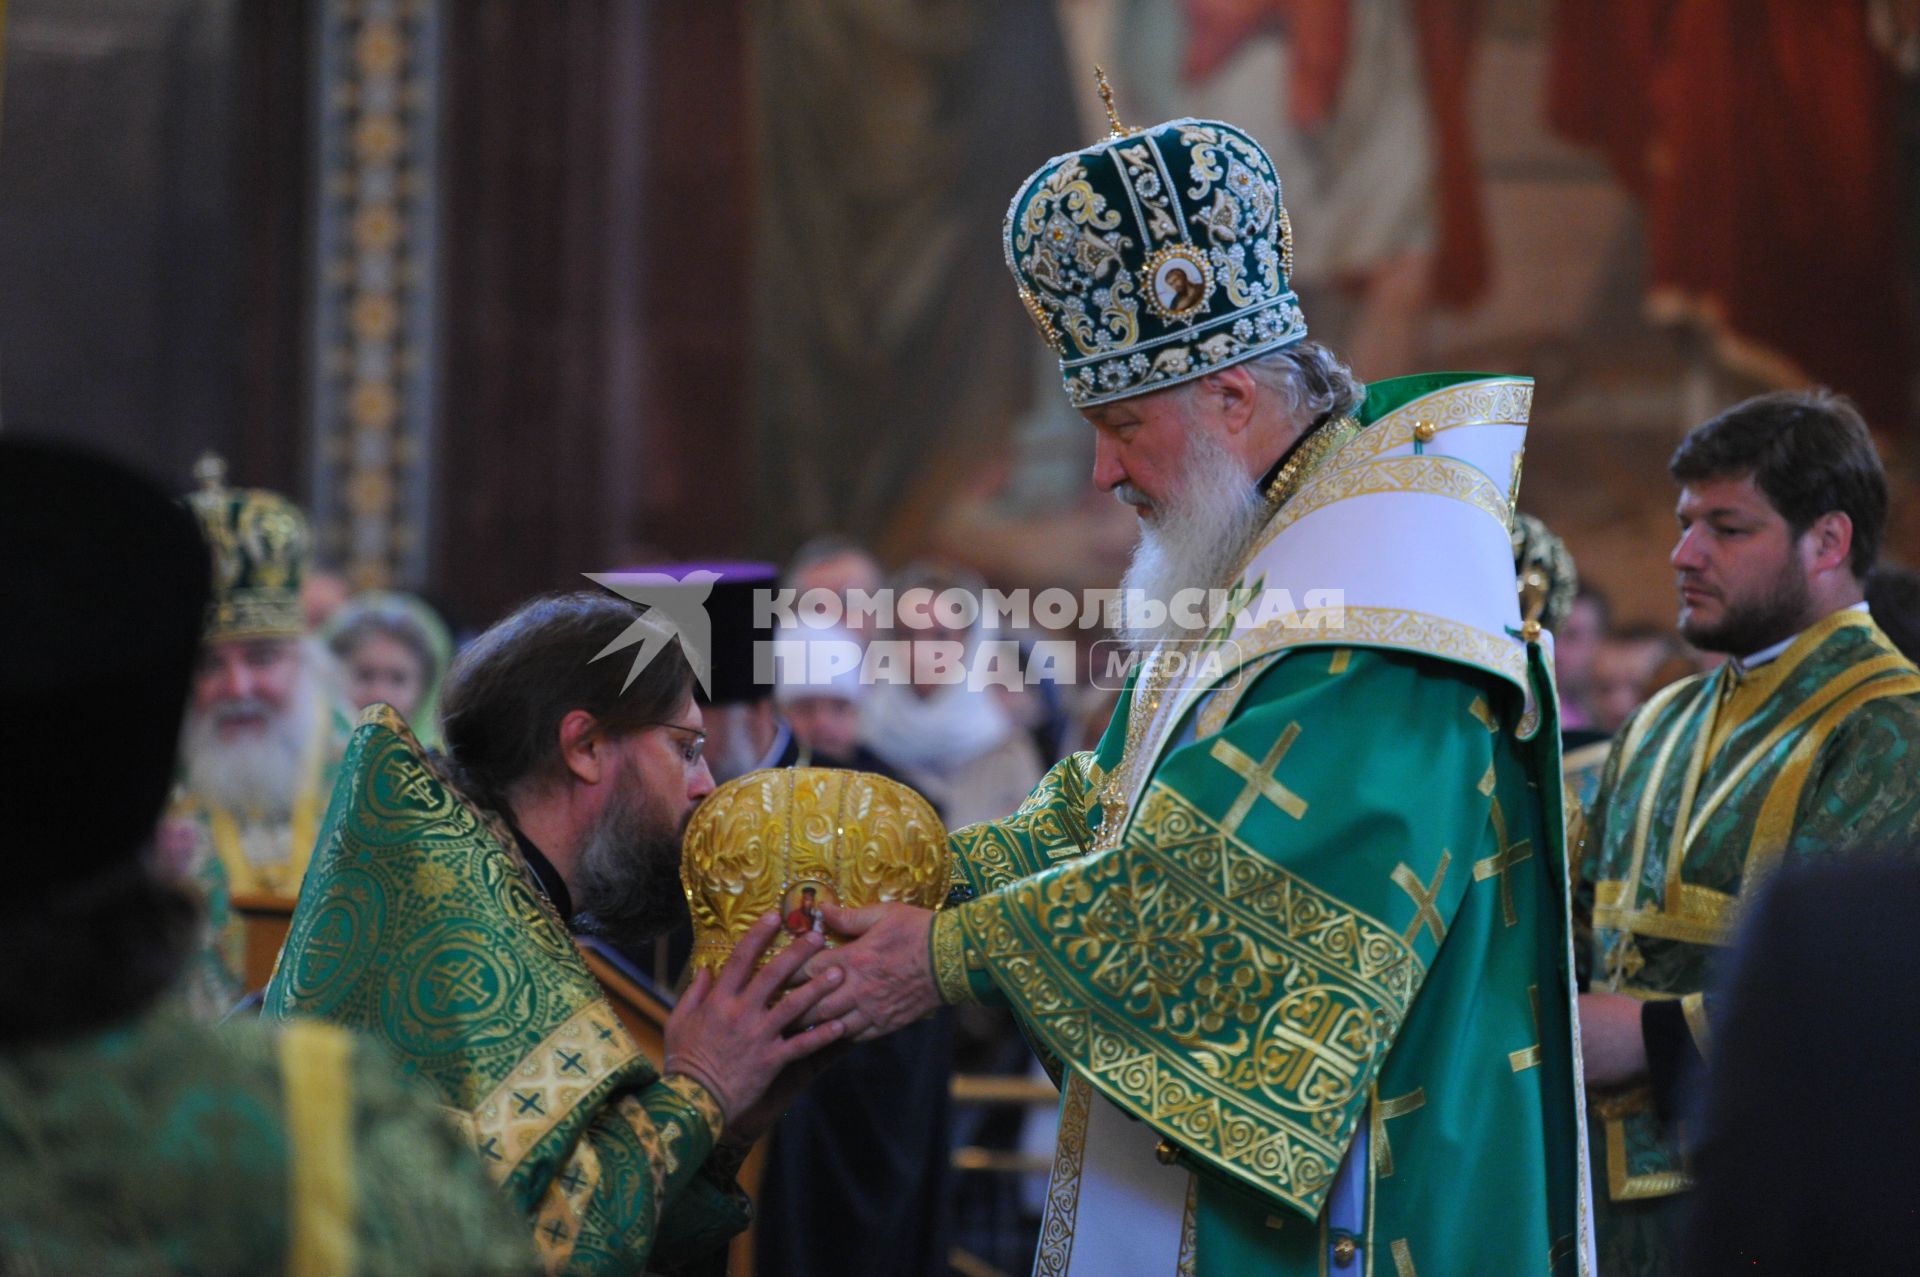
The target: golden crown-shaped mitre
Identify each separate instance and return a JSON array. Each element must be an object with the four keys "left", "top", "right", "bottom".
[{"left": 681, "top": 767, "right": 950, "bottom": 972}]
